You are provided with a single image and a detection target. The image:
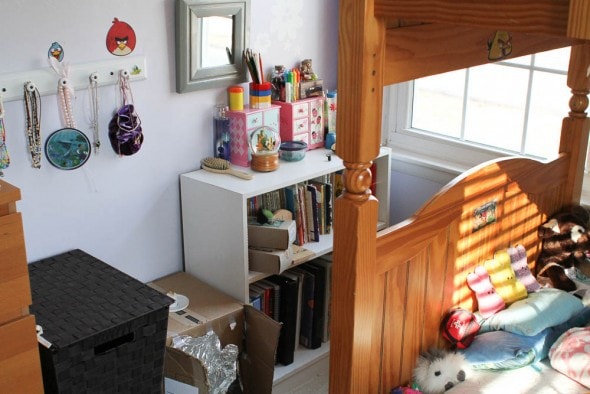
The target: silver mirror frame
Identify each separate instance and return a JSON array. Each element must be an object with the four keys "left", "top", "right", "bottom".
[{"left": 175, "top": 0, "right": 249, "bottom": 93}]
